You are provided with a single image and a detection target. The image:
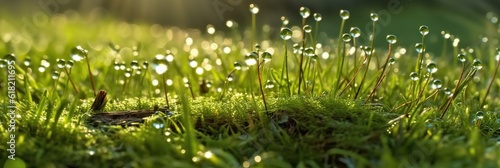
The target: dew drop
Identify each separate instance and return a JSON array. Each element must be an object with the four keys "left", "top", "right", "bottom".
[
  {"left": 153, "top": 122, "right": 164, "bottom": 129},
  {"left": 443, "top": 88, "right": 452, "bottom": 96},
  {"left": 206, "top": 24, "right": 215, "bottom": 35},
  {"left": 52, "top": 71, "right": 60, "bottom": 79},
  {"left": 125, "top": 68, "right": 132, "bottom": 78},
  {"left": 363, "top": 46, "right": 372, "bottom": 56},
  {"left": 475, "top": 111, "right": 485, "bottom": 120},
  {"left": 426, "top": 62, "right": 437, "bottom": 74},
  {"left": 23, "top": 57, "right": 31, "bottom": 67},
  {"left": 472, "top": 59, "right": 482, "bottom": 70},
  {"left": 457, "top": 53, "right": 466, "bottom": 62},
  {"left": 342, "top": 33, "right": 352, "bottom": 43},
  {"left": 71, "top": 46, "right": 88, "bottom": 62},
  {"left": 56, "top": 59, "right": 66, "bottom": 69},
  {"left": 415, "top": 43, "right": 424, "bottom": 53},
  {"left": 249, "top": 4, "right": 259, "bottom": 14},
  {"left": 281, "top": 16, "right": 289, "bottom": 26},
  {"left": 152, "top": 54, "right": 168, "bottom": 74},
  {"left": 0, "top": 59, "right": 5, "bottom": 68},
  {"left": 419, "top": 25, "right": 429, "bottom": 36},
  {"left": 245, "top": 52, "right": 258, "bottom": 66},
  {"left": 265, "top": 80, "right": 275, "bottom": 89},
  {"left": 114, "top": 62, "right": 120, "bottom": 70},
  {"left": 388, "top": 58, "right": 396, "bottom": 65},
  {"left": 4, "top": 54, "right": 15, "bottom": 62},
  {"left": 227, "top": 73, "right": 234, "bottom": 82},
  {"left": 234, "top": 62, "right": 242, "bottom": 70},
  {"left": 165, "top": 51, "right": 174, "bottom": 62},
  {"left": 131, "top": 60, "right": 139, "bottom": 70},
  {"left": 300, "top": 7, "right": 311, "bottom": 19},
  {"left": 142, "top": 61, "right": 149, "bottom": 69},
  {"left": 340, "top": 10, "right": 350, "bottom": 20},
  {"left": 280, "top": 27, "right": 292, "bottom": 41},
  {"left": 386, "top": 34, "right": 397, "bottom": 44},
  {"left": 313, "top": 13, "right": 322, "bottom": 22},
  {"left": 88, "top": 150, "right": 95, "bottom": 156},
  {"left": 226, "top": 20, "right": 236, "bottom": 28},
  {"left": 304, "top": 47, "right": 315, "bottom": 57},
  {"left": 410, "top": 72, "right": 419, "bottom": 81},
  {"left": 41, "top": 59, "right": 50, "bottom": 68},
  {"left": 262, "top": 52, "right": 272, "bottom": 62},
  {"left": 370, "top": 12, "right": 379, "bottom": 21},
  {"left": 431, "top": 79, "right": 442, "bottom": 89},
  {"left": 350, "top": 27, "right": 361, "bottom": 38},
  {"left": 66, "top": 60, "right": 74, "bottom": 69},
  {"left": 303, "top": 25, "right": 312, "bottom": 34},
  {"left": 293, "top": 43, "right": 302, "bottom": 54}
]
